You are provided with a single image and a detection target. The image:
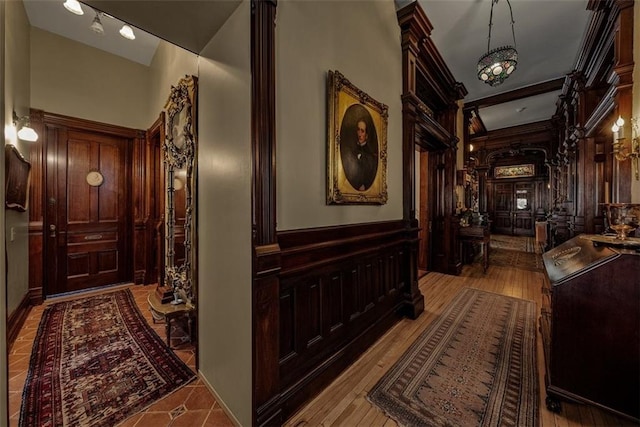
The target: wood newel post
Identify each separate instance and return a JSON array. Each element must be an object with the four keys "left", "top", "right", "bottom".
[{"left": 251, "top": 1, "right": 282, "bottom": 426}]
